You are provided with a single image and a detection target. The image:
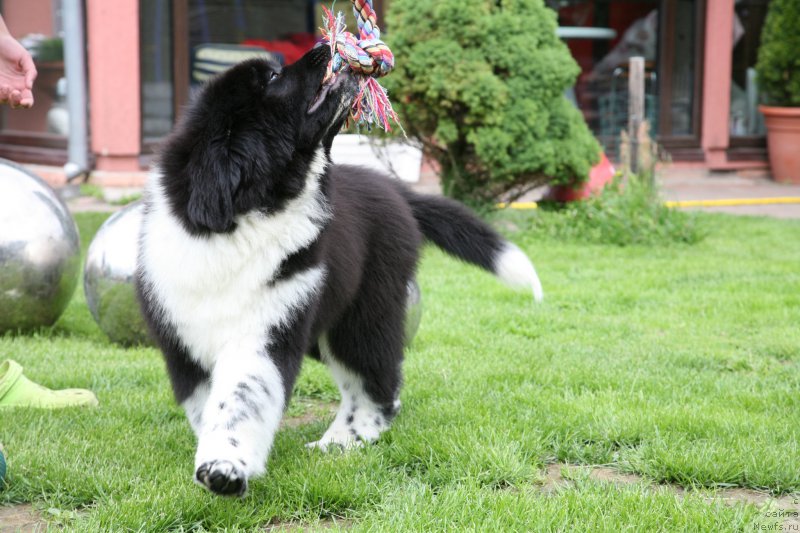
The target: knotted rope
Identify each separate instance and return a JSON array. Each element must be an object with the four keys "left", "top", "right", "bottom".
[{"left": 320, "top": 0, "right": 401, "bottom": 132}]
